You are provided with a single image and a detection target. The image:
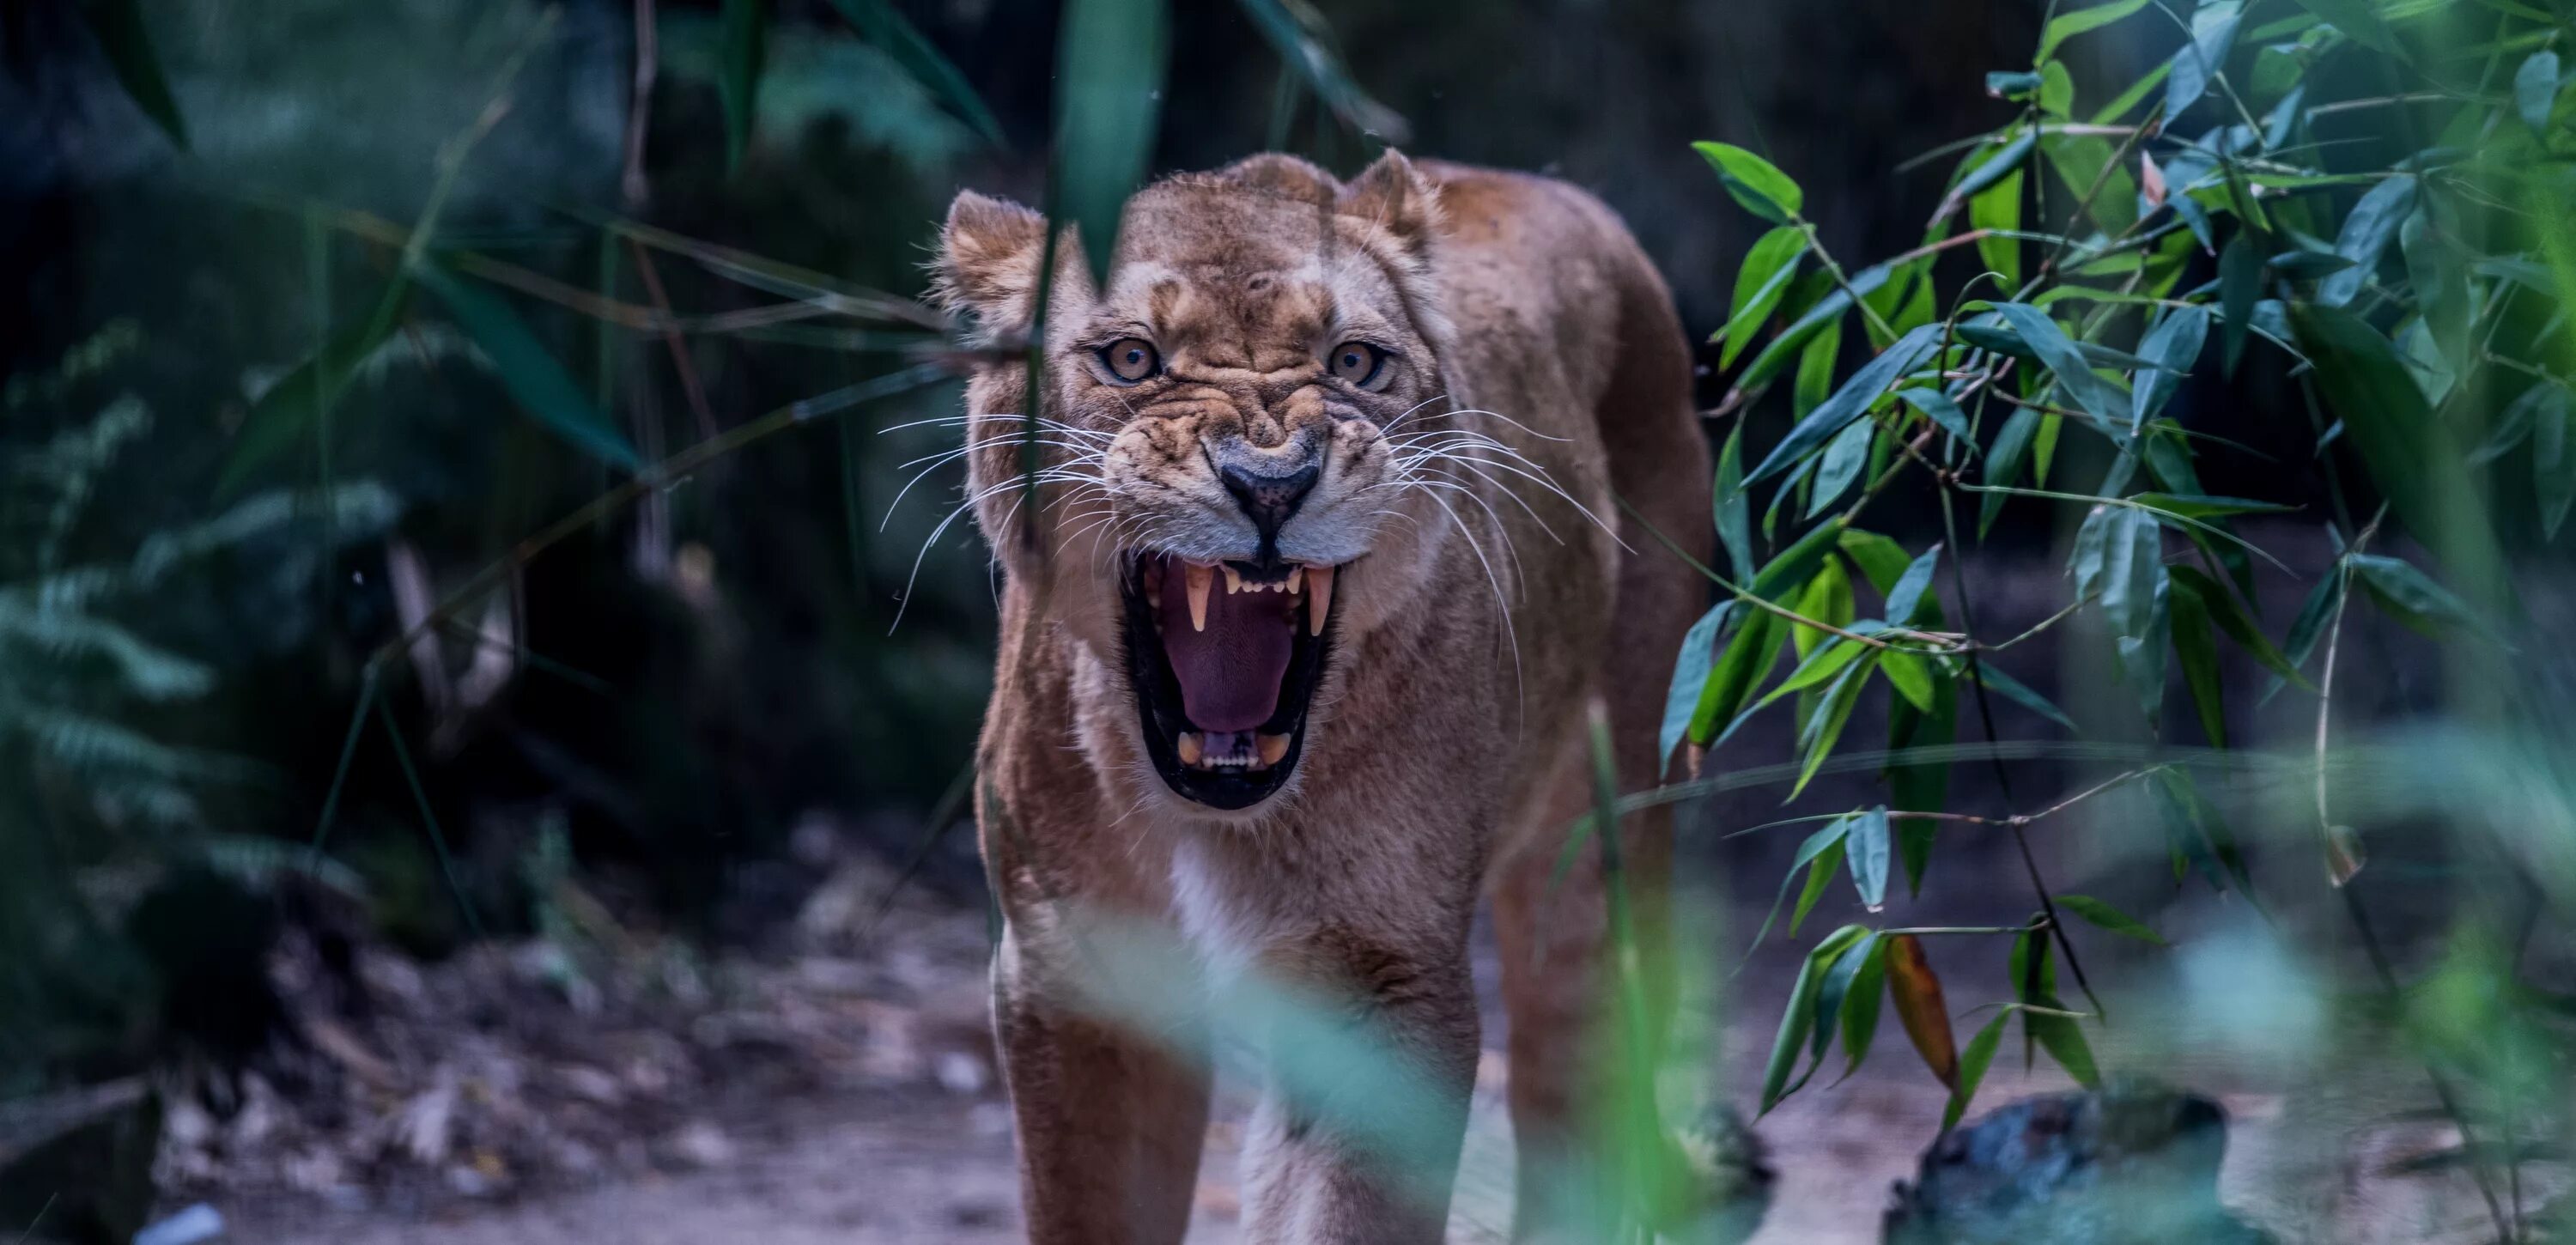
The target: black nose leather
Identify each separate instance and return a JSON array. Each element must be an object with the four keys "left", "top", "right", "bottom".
[{"left": 1219, "top": 462, "right": 1320, "bottom": 544}]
